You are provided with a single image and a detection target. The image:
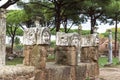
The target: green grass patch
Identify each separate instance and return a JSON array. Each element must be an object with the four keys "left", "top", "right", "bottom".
[
  {"left": 6, "top": 57, "right": 23, "bottom": 65},
  {"left": 47, "top": 54, "right": 55, "bottom": 62},
  {"left": 98, "top": 57, "right": 119, "bottom": 67}
]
